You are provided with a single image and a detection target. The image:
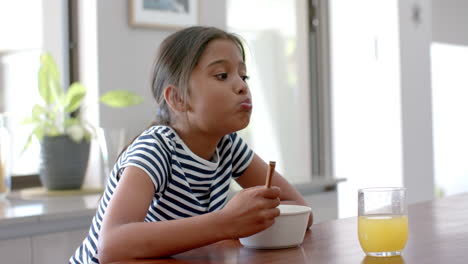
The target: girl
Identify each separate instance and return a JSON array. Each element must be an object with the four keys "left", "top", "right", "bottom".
[{"left": 70, "top": 26, "right": 313, "bottom": 264}]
